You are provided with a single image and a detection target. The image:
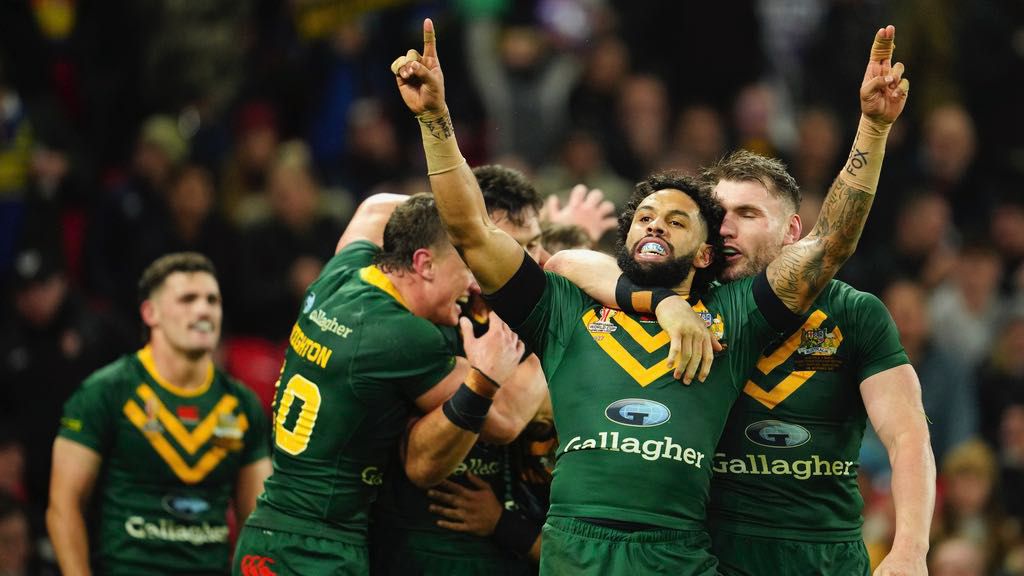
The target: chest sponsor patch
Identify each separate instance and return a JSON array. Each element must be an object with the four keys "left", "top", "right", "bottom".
[
  {"left": 605, "top": 398, "right": 671, "bottom": 427},
  {"left": 744, "top": 420, "right": 811, "bottom": 448}
]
